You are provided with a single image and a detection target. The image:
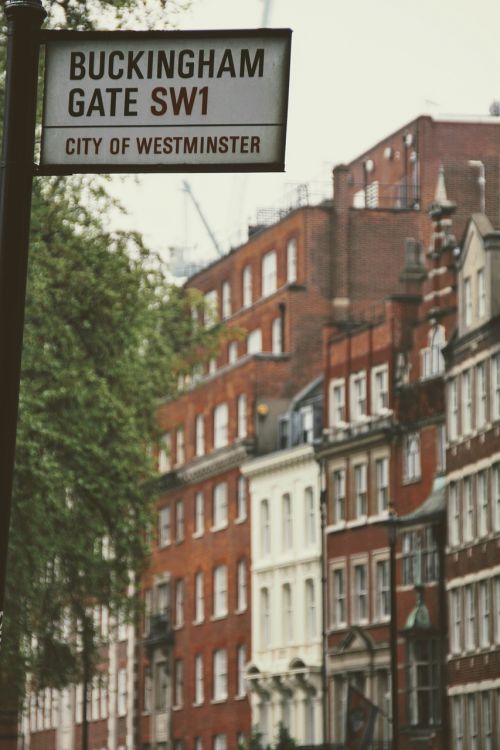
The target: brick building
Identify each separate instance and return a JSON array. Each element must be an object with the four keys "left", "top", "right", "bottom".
[
  {"left": 444, "top": 212, "right": 500, "bottom": 748},
  {"left": 137, "top": 203, "right": 333, "bottom": 750}
]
